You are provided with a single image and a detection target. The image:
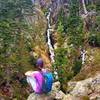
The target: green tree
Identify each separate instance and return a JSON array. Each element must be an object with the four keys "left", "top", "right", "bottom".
[
  {"left": 0, "top": 0, "right": 35, "bottom": 98},
  {"left": 67, "top": 0, "right": 84, "bottom": 47},
  {"left": 57, "top": 8, "right": 67, "bottom": 47}
]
